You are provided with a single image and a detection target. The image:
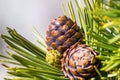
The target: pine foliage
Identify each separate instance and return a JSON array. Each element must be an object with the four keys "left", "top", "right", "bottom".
[
  {"left": 62, "top": 0, "right": 120, "bottom": 79},
  {"left": 0, "top": 28, "right": 69, "bottom": 80},
  {"left": 0, "top": 0, "right": 120, "bottom": 80}
]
